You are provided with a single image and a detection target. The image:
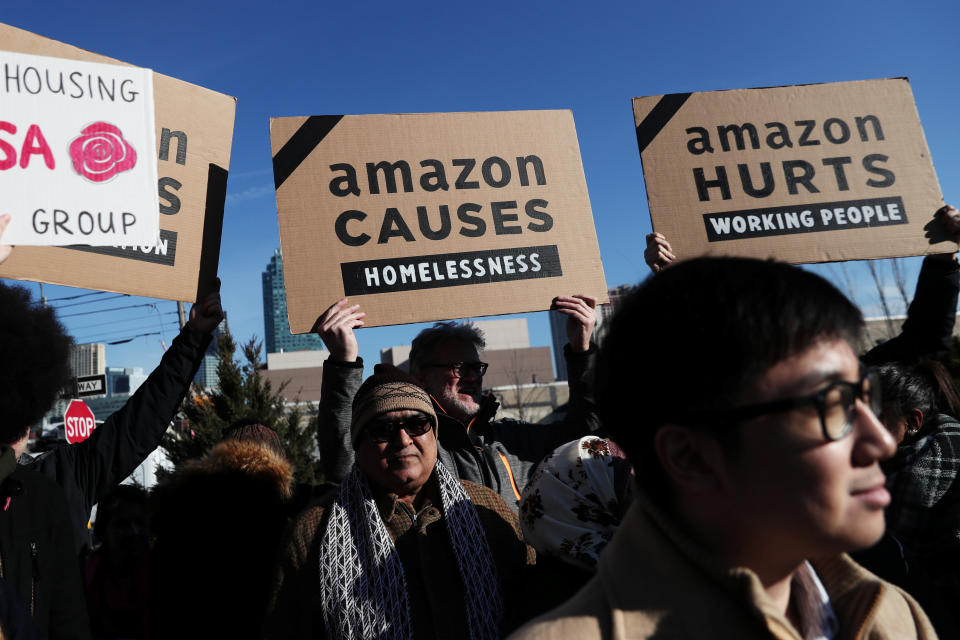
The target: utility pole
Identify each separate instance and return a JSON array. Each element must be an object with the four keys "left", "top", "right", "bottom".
[{"left": 177, "top": 301, "right": 187, "bottom": 328}]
